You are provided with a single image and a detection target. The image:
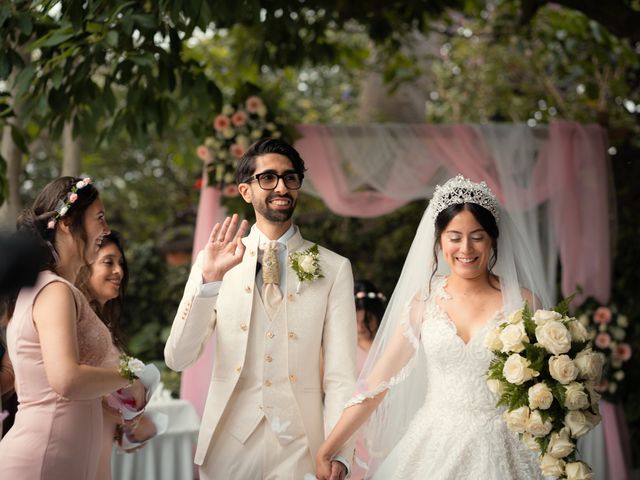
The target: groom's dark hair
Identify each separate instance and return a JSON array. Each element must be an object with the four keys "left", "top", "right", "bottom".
[{"left": 235, "top": 138, "right": 307, "bottom": 185}]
